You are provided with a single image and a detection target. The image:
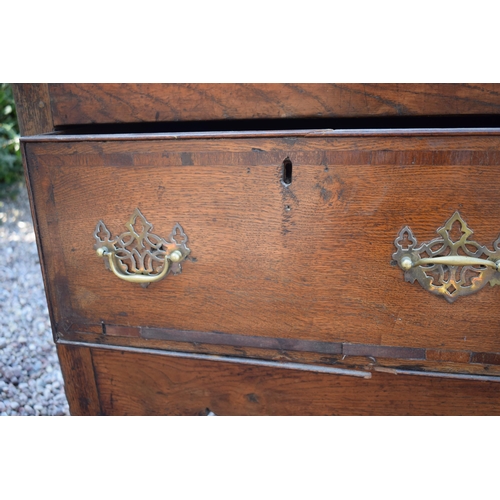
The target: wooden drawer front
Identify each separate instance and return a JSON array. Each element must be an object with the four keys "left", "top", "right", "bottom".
[
  {"left": 24, "top": 130, "right": 500, "bottom": 373},
  {"left": 46, "top": 84, "right": 500, "bottom": 126},
  {"left": 77, "top": 345, "right": 500, "bottom": 416}
]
